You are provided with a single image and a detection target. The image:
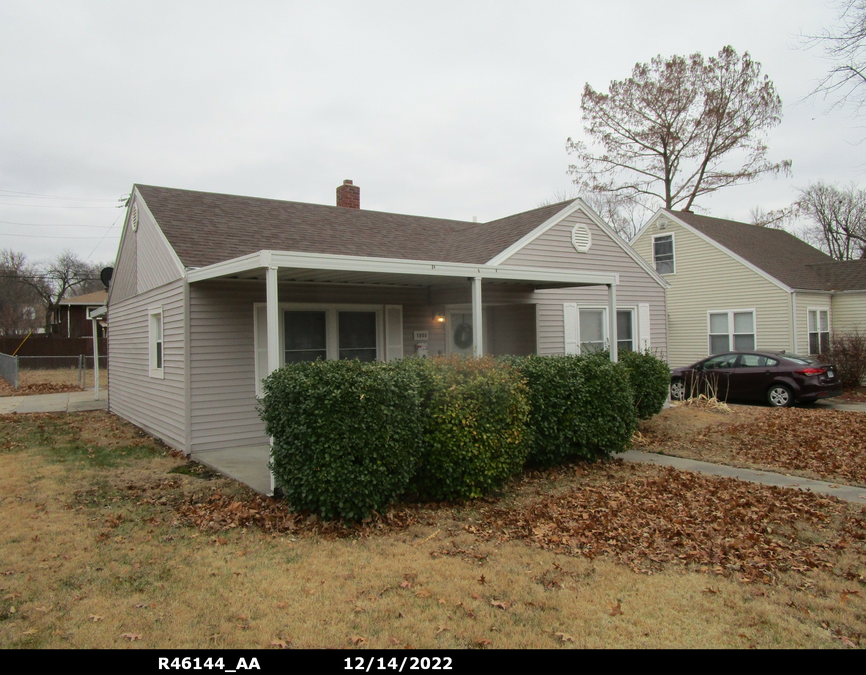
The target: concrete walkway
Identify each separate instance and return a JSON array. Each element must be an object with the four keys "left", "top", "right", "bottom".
[
  {"left": 621, "top": 449, "right": 866, "bottom": 504},
  {"left": 0, "top": 389, "right": 108, "bottom": 414}
]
